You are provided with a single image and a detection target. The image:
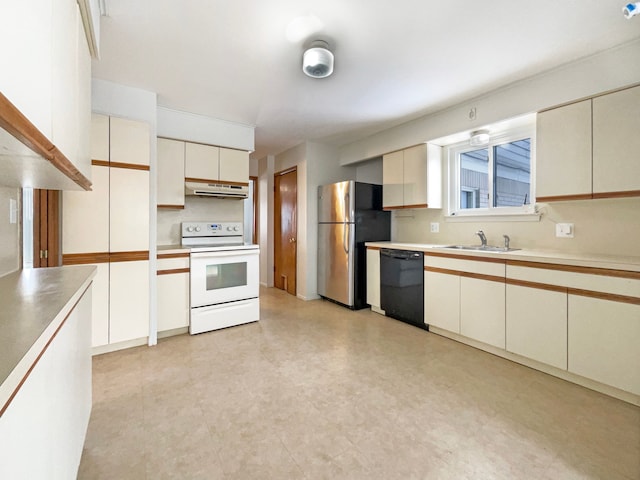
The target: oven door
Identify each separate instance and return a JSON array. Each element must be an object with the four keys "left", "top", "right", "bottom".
[{"left": 190, "top": 249, "right": 259, "bottom": 308}]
